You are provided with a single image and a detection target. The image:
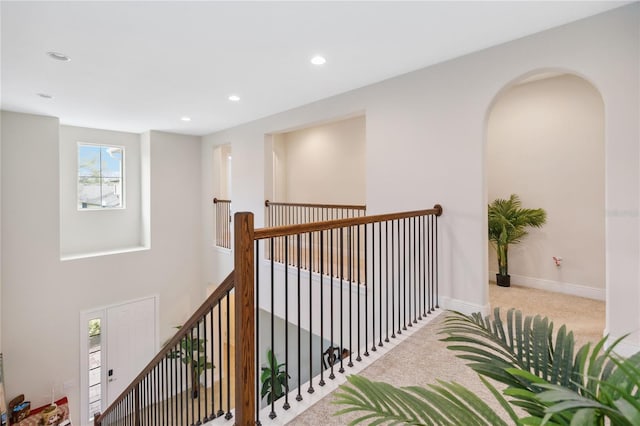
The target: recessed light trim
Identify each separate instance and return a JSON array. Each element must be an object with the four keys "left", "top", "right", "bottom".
[
  {"left": 181, "top": 116, "right": 192, "bottom": 122},
  {"left": 228, "top": 95, "right": 240, "bottom": 102},
  {"left": 47, "top": 51, "right": 71, "bottom": 62},
  {"left": 310, "top": 55, "right": 326, "bottom": 65},
  {"left": 37, "top": 93, "right": 54, "bottom": 99}
]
